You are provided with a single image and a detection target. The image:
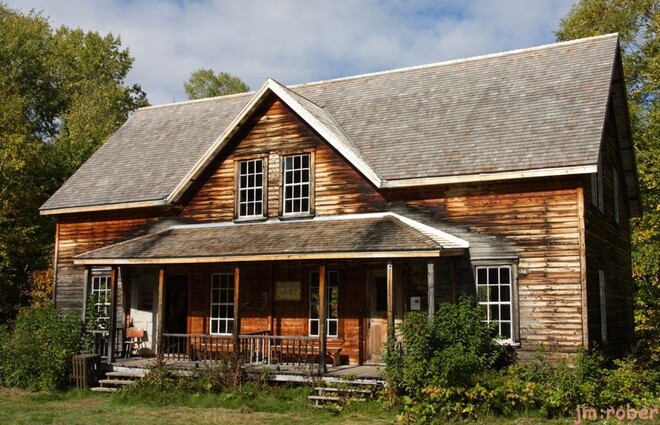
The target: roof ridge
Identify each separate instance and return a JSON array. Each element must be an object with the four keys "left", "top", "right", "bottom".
[
  {"left": 289, "top": 33, "right": 619, "bottom": 89},
  {"left": 140, "top": 89, "right": 255, "bottom": 111}
]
